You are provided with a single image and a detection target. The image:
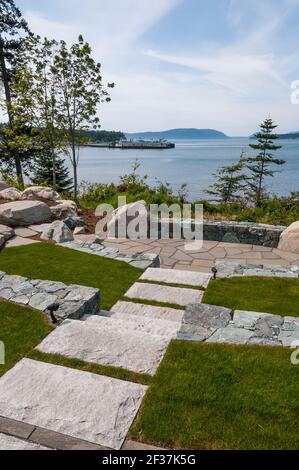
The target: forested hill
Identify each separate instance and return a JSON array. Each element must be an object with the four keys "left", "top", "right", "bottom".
[{"left": 125, "top": 128, "right": 229, "bottom": 140}]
